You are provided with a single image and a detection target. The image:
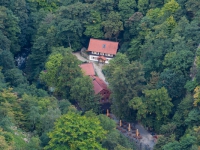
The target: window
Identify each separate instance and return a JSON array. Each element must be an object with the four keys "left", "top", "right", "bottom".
[
  {"left": 102, "top": 44, "right": 106, "bottom": 48},
  {"left": 92, "top": 51, "right": 100, "bottom": 55},
  {"left": 110, "top": 54, "right": 113, "bottom": 57},
  {"left": 92, "top": 57, "right": 97, "bottom": 60},
  {"left": 105, "top": 53, "right": 108, "bottom": 56},
  {"left": 100, "top": 53, "right": 104, "bottom": 55},
  {"left": 107, "top": 54, "right": 110, "bottom": 56}
]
